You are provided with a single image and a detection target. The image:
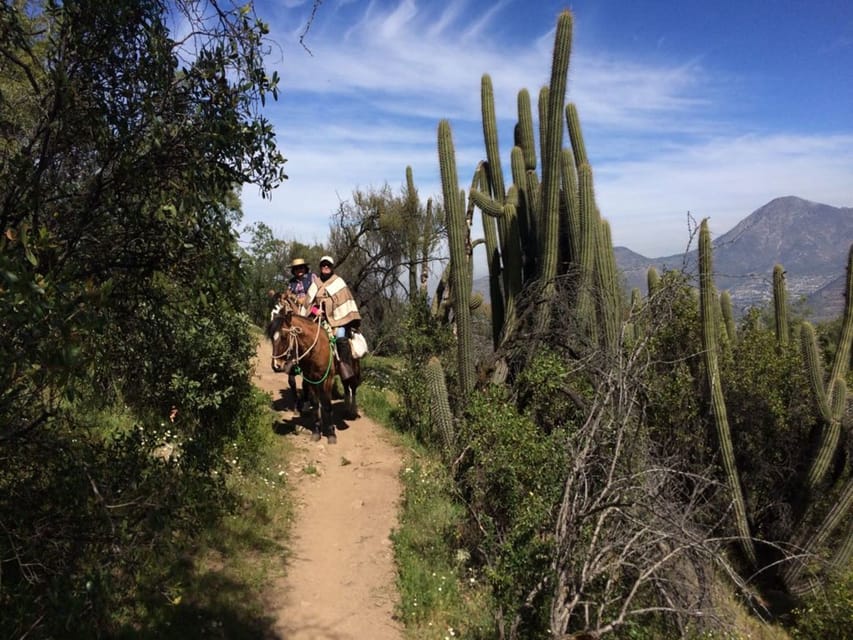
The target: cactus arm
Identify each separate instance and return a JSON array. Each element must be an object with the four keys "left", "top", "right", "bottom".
[
  {"left": 784, "top": 477, "right": 853, "bottom": 593},
  {"left": 538, "top": 85, "right": 549, "bottom": 174},
  {"left": 510, "top": 146, "right": 535, "bottom": 283},
  {"left": 517, "top": 88, "right": 537, "bottom": 171},
  {"left": 720, "top": 290, "right": 736, "bottom": 345},
  {"left": 828, "top": 244, "right": 853, "bottom": 398},
  {"left": 481, "top": 74, "right": 507, "bottom": 203},
  {"left": 566, "top": 102, "right": 589, "bottom": 168},
  {"left": 470, "top": 187, "right": 505, "bottom": 218},
  {"left": 560, "top": 148, "right": 580, "bottom": 268},
  {"left": 574, "top": 163, "right": 597, "bottom": 340},
  {"left": 647, "top": 267, "right": 660, "bottom": 296},
  {"left": 537, "top": 10, "right": 572, "bottom": 289},
  {"left": 475, "top": 163, "right": 505, "bottom": 349}
]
